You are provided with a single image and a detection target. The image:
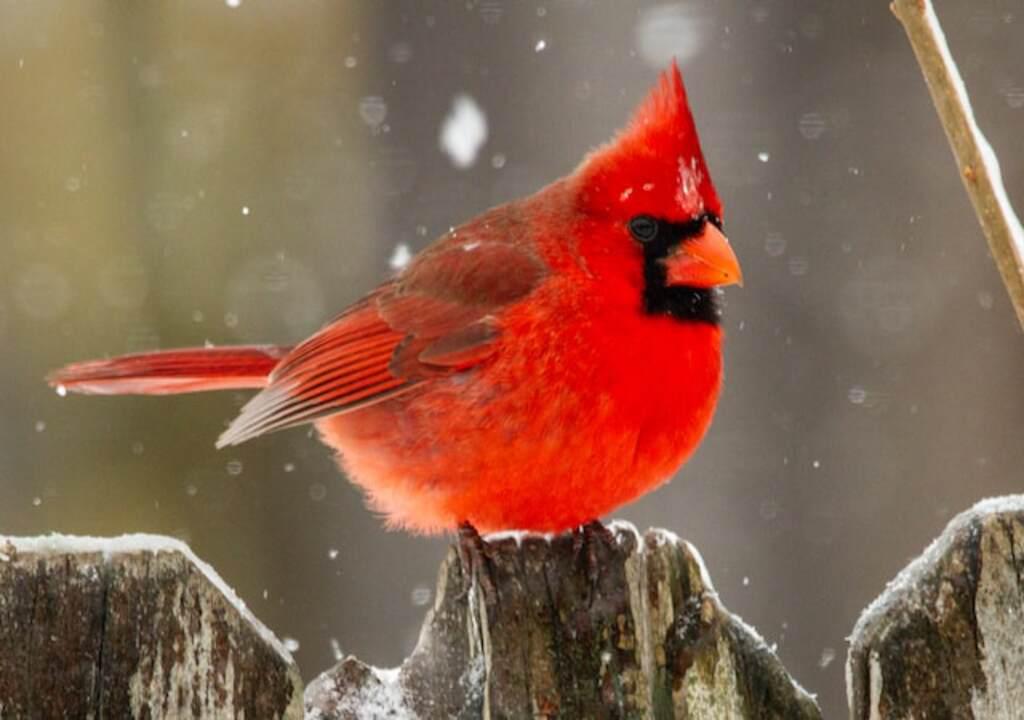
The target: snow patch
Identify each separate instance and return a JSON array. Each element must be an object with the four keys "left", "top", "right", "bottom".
[
  {"left": 606, "top": 519, "right": 642, "bottom": 547},
  {"left": 483, "top": 521, "right": 641, "bottom": 551},
  {"left": 966, "top": 494, "right": 1024, "bottom": 517},
  {"left": 483, "top": 529, "right": 550, "bottom": 547},
  {"left": 306, "top": 665, "right": 412, "bottom": 720}
]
